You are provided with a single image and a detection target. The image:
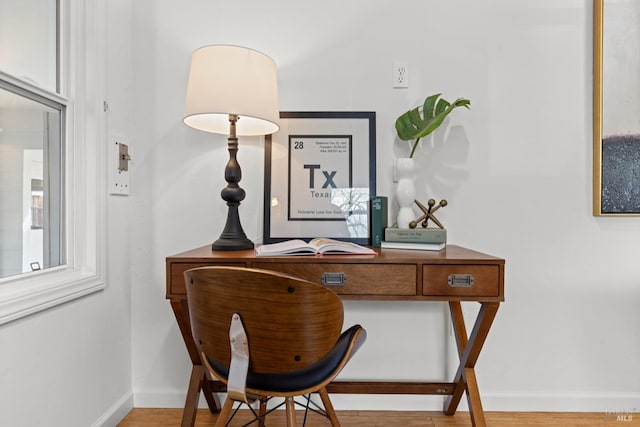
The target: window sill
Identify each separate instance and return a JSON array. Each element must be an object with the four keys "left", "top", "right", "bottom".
[{"left": 0, "top": 268, "right": 105, "bottom": 325}]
